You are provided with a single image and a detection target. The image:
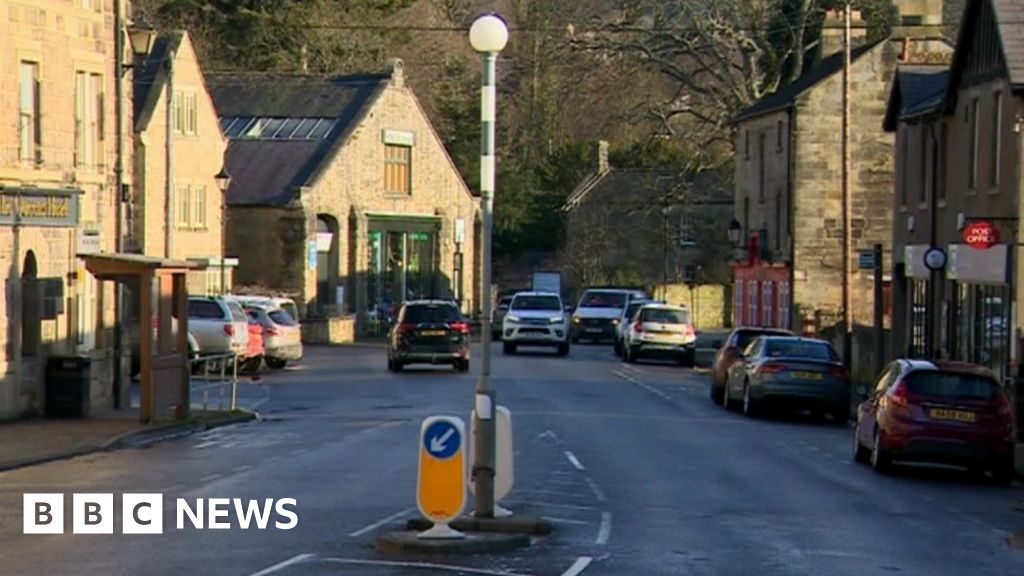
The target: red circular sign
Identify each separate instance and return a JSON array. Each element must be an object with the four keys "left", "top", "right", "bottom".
[{"left": 963, "top": 221, "right": 1000, "bottom": 250}]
